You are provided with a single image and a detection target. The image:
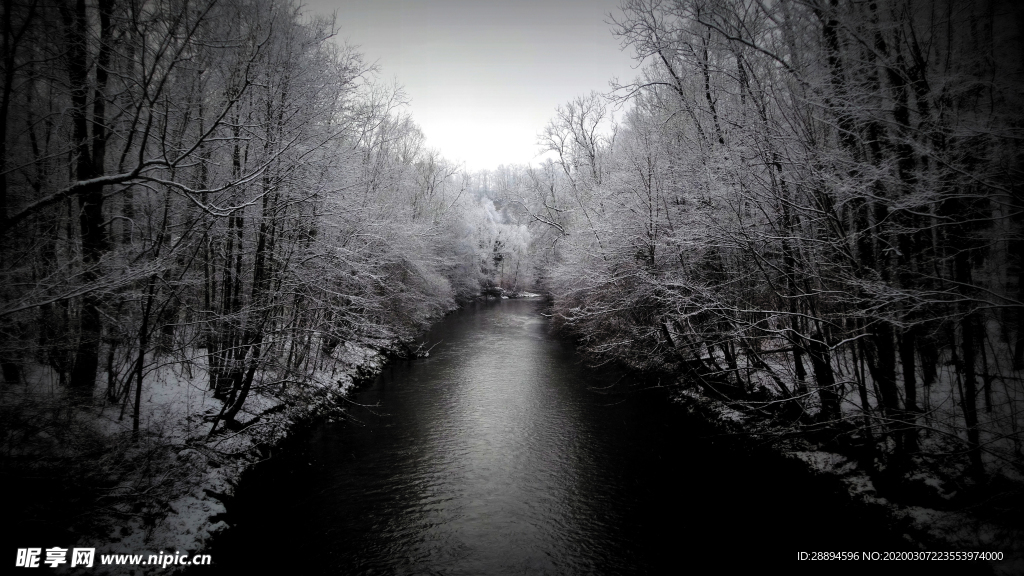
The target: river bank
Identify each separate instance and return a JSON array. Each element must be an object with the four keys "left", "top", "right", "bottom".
[
  {"left": 674, "top": 385, "right": 1024, "bottom": 575},
  {"left": 3, "top": 330, "right": 414, "bottom": 575}
]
